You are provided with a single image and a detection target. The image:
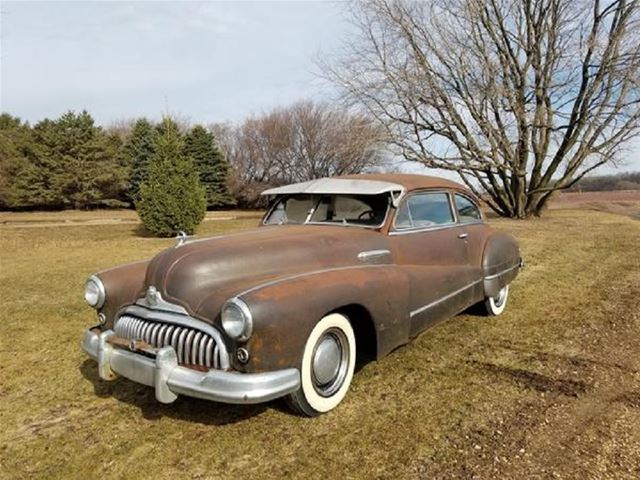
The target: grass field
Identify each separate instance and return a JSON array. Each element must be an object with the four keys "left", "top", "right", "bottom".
[
  {"left": 550, "top": 190, "right": 640, "bottom": 219},
  {"left": 1, "top": 205, "right": 639, "bottom": 479}
]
